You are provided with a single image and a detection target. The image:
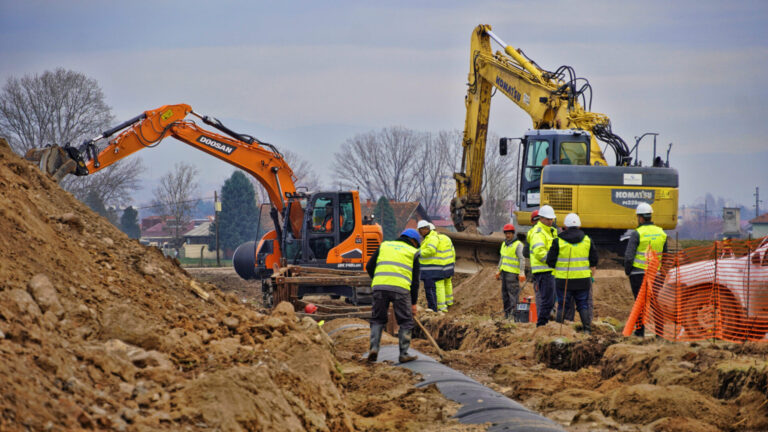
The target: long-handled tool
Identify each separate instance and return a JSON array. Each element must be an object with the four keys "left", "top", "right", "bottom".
[
  {"left": 414, "top": 316, "right": 446, "bottom": 361},
  {"left": 559, "top": 248, "right": 572, "bottom": 335}
]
